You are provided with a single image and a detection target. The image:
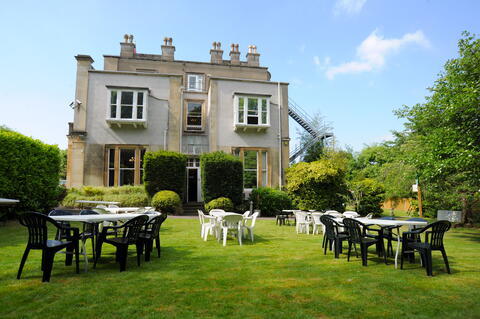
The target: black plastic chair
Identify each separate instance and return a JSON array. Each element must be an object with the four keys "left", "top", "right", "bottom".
[
  {"left": 343, "top": 218, "right": 387, "bottom": 266},
  {"left": 17, "top": 212, "right": 79, "bottom": 282},
  {"left": 139, "top": 214, "right": 168, "bottom": 261},
  {"left": 378, "top": 216, "right": 399, "bottom": 257},
  {"left": 320, "top": 215, "right": 349, "bottom": 258},
  {"left": 400, "top": 220, "right": 451, "bottom": 276},
  {"left": 94, "top": 215, "right": 148, "bottom": 271}
]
